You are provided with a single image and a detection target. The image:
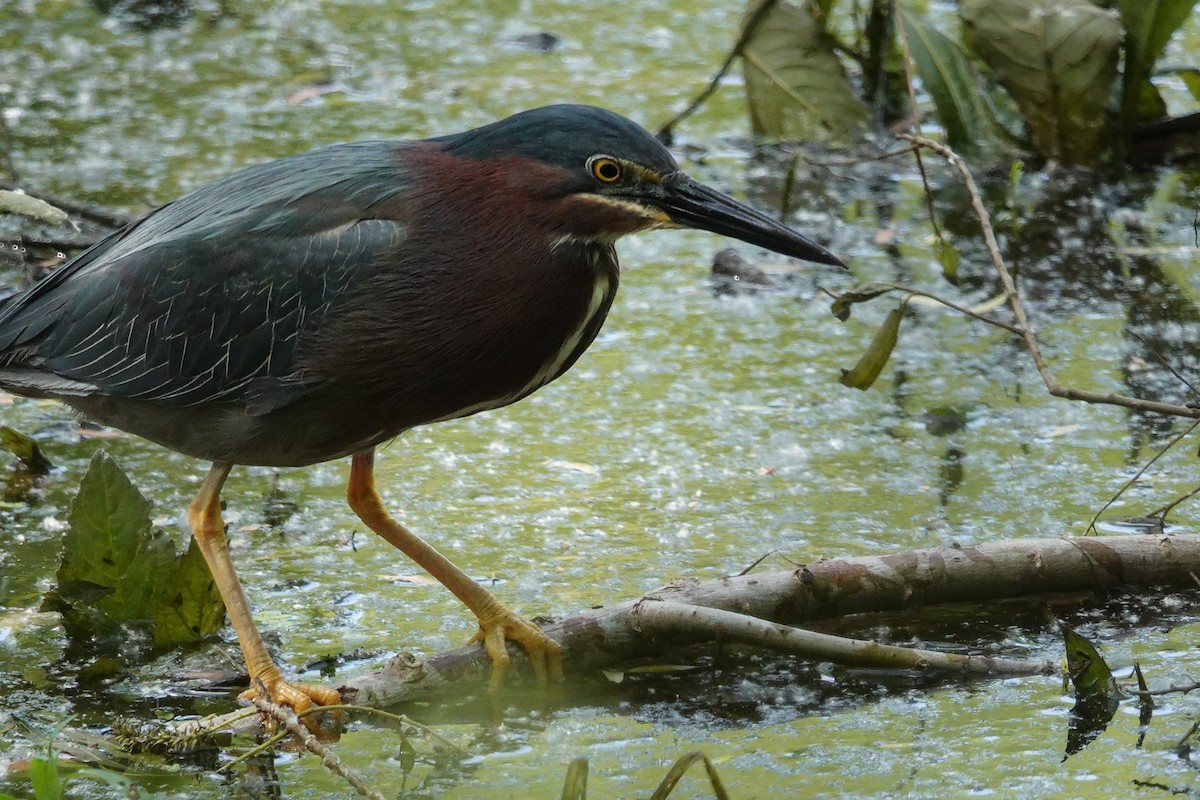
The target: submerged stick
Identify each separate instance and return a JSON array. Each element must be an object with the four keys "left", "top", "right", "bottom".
[{"left": 634, "top": 600, "right": 1055, "bottom": 676}]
